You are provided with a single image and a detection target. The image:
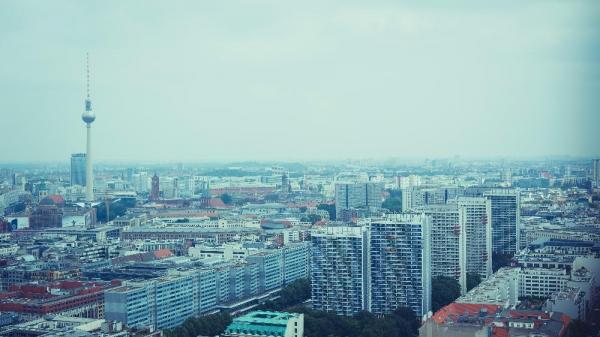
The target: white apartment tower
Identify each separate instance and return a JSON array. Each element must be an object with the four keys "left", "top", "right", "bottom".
[
  {"left": 457, "top": 197, "right": 492, "bottom": 280},
  {"left": 418, "top": 205, "right": 467, "bottom": 294}
]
